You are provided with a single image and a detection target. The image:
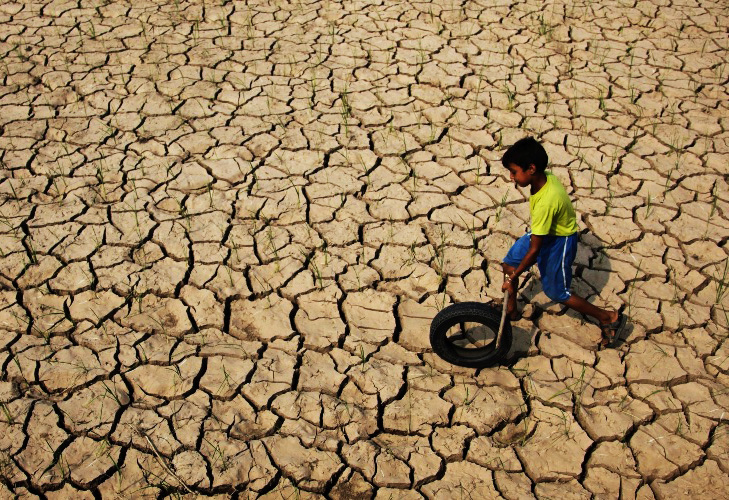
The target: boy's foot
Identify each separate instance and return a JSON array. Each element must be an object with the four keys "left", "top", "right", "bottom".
[{"left": 600, "top": 311, "right": 628, "bottom": 348}]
